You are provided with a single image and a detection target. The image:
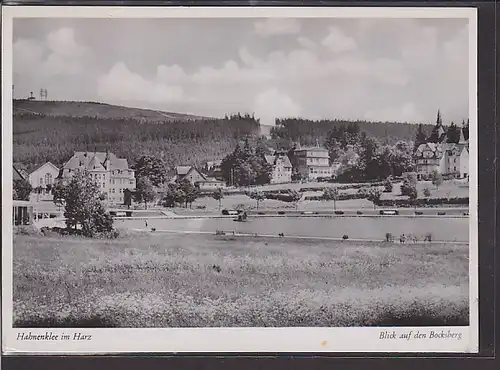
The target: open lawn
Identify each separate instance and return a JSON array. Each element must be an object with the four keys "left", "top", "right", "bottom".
[
  {"left": 383, "top": 180, "right": 469, "bottom": 200},
  {"left": 13, "top": 231, "right": 468, "bottom": 328}
]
